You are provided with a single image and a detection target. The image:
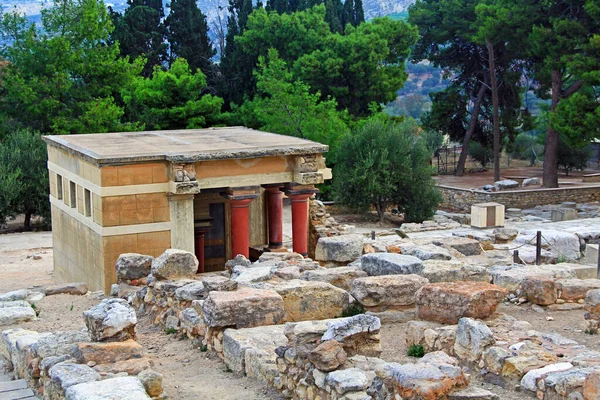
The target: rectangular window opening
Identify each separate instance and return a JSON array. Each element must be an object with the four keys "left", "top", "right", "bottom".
[
  {"left": 56, "top": 174, "right": 63, "bottom": 200},
  {"left": 84, "top": 189, "right": 92, "bottom": 217},
  {"left": 69, "top": 181, "right": 76, "bottom": 208}
]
